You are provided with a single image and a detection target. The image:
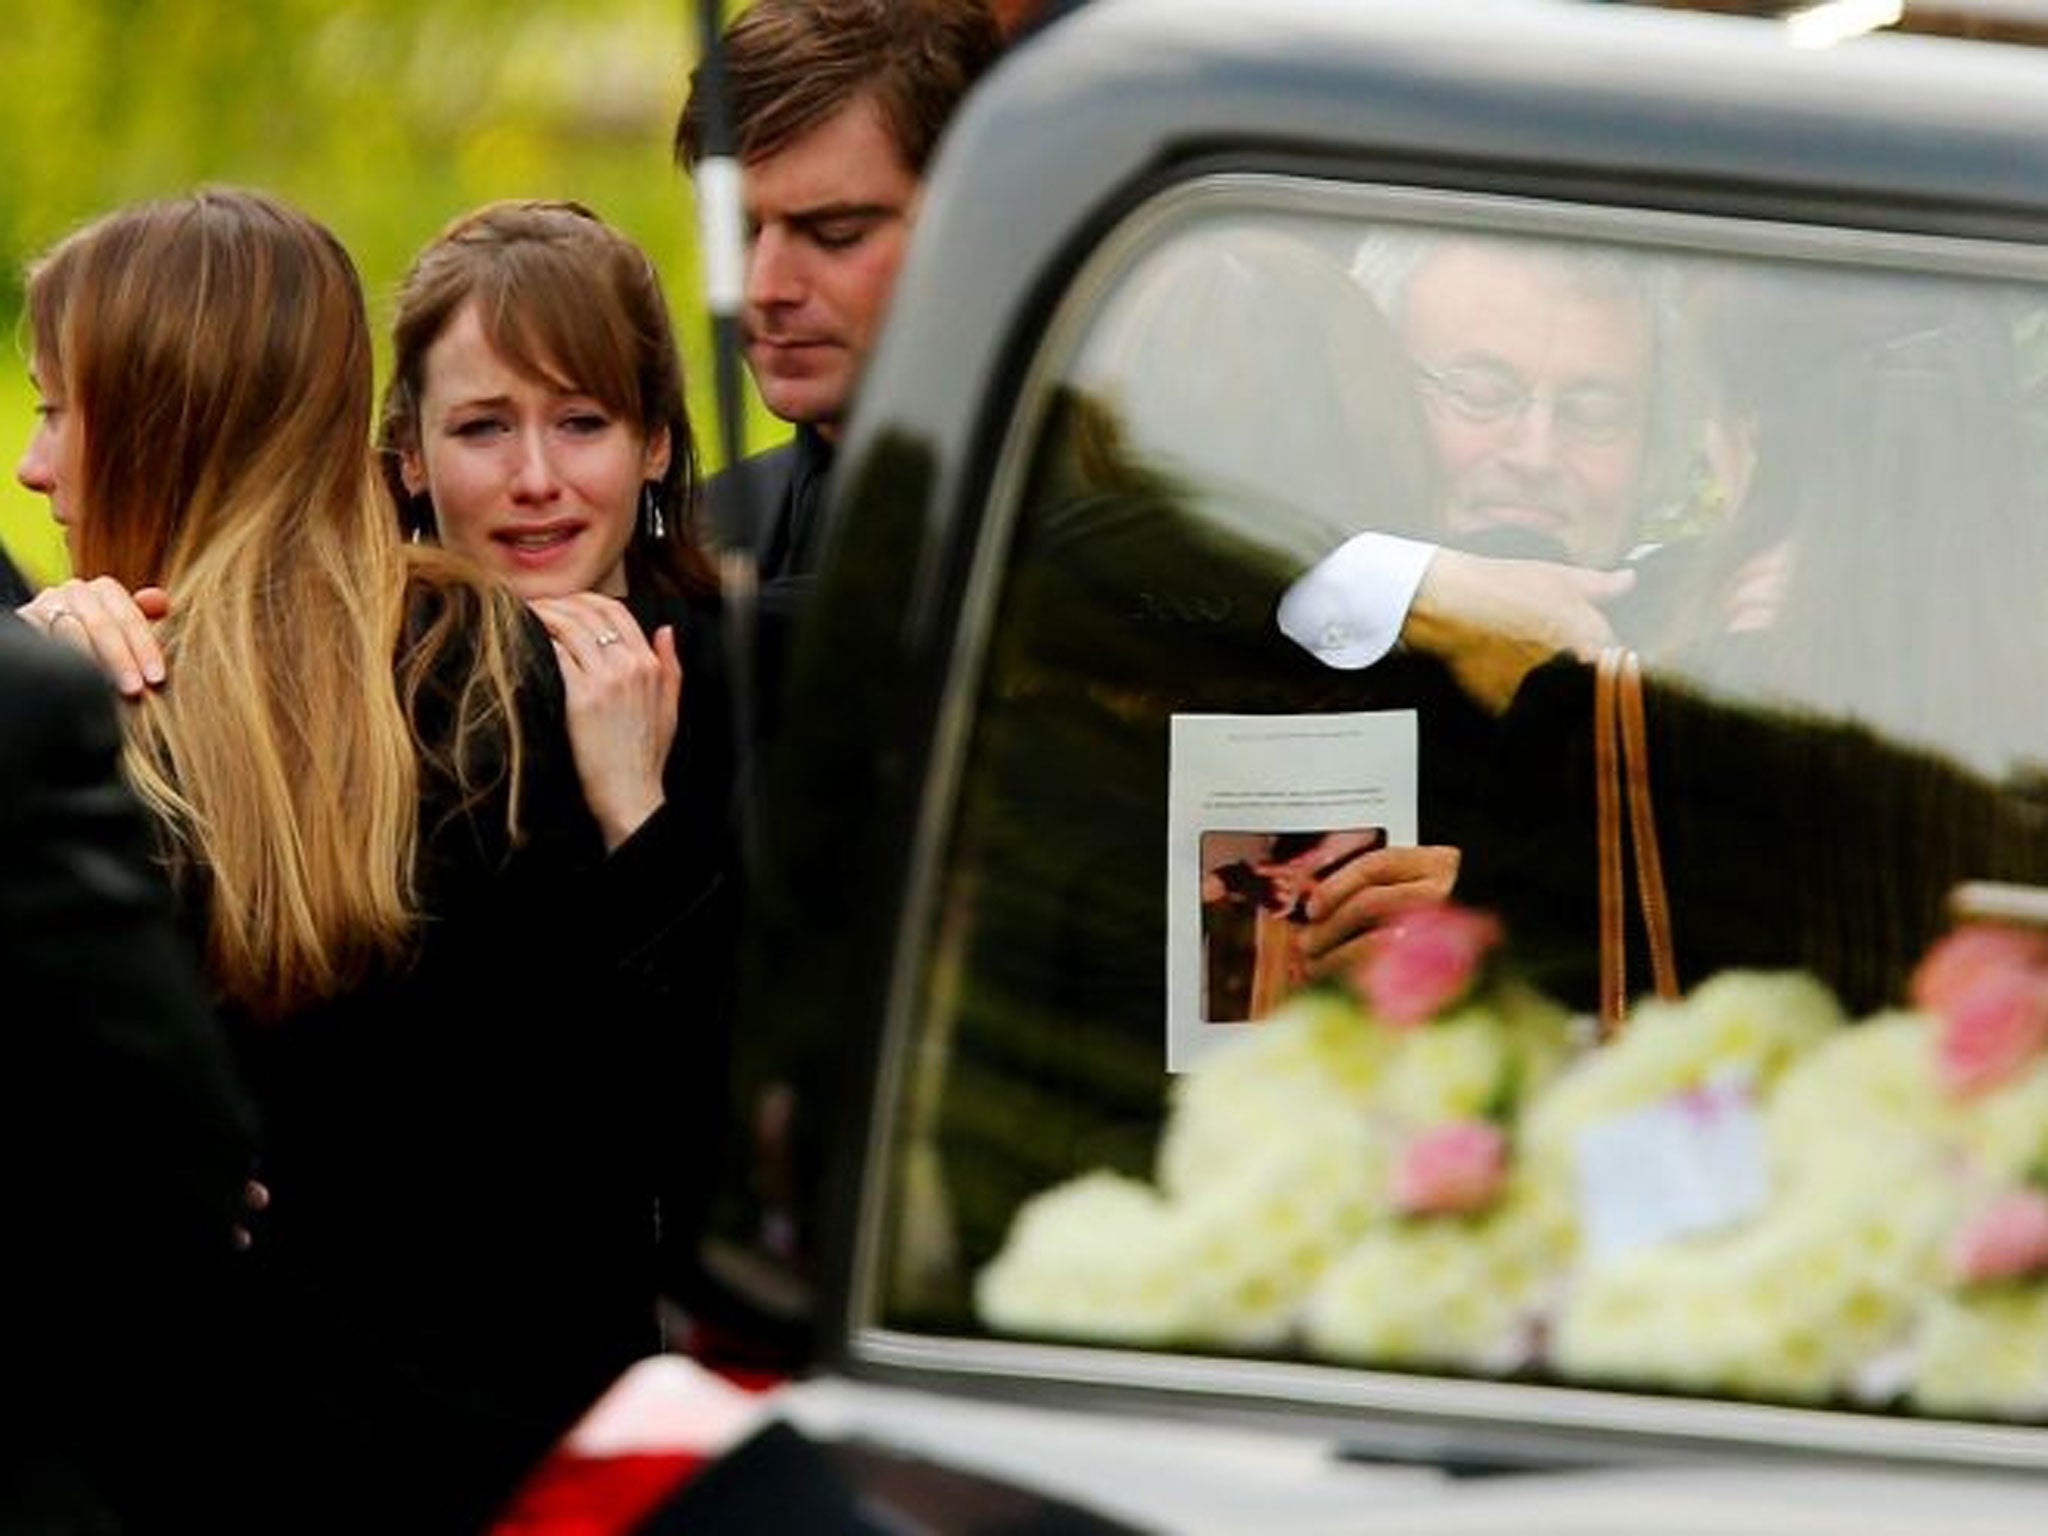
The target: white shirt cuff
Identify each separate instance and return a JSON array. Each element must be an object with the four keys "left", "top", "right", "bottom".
[{"left": 1277, "top": 533, "right": 1437, "bottom": 670}]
